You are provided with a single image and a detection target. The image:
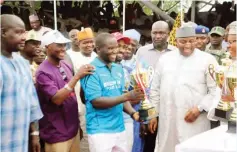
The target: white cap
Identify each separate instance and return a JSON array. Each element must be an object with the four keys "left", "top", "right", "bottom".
[
  {"left": 41, "top": 30, "right": 71, "bottom": 46},
  {"left": 124, "top": 29, "right": 141, "bottom": 42},
  {"left": 229, "top": 21, "right": 237, "bottom": 35}
]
